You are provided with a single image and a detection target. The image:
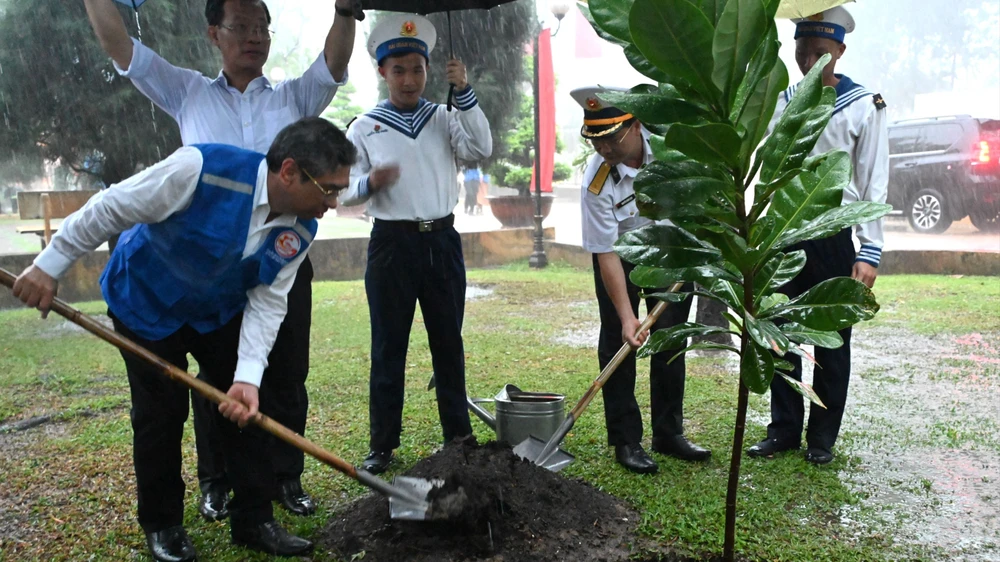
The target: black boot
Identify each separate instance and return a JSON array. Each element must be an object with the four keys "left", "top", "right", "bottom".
[
  {"left": 232, "top": 521, "right": 313, "bottom": 557},
  {"left": 652, "top": 435, "right": 712, "bottom": 462},
  {"left": 614, "top": 443, "right": 658, "bottom": 474},
  {"left": 746, "top": 437, "right": 800, "bottom": 458},
  {"left": 197, "top": 482, "right": 230, "bottom": 522},
  {"left": 145, "top": 526, "right": 196, "bottom": 562},
  {"left": 361, "top": 449, "right": 394, "bottom": 475},
  {"left": 277, "top": 479, "right": 316, "bottom": 516}
]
